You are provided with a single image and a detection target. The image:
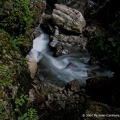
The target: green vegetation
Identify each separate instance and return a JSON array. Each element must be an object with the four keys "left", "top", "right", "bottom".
[
  {"left": 15, "top": 94, "right": 29, "bottom": 113},
  {"left": 19, "top": 108, "right": 39, "bottom": 120},
  {"left": 0, "top": 0, "right": 44, "bottom": 119},
  {"left": 0, "top": 0, "right": 33, "bottom": 36},
  {"left": 14, "top": 94, "right": 39, "bottom": 120},
  {"left": 0, "top": 30, "right": 30, "bottom": 119}
]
